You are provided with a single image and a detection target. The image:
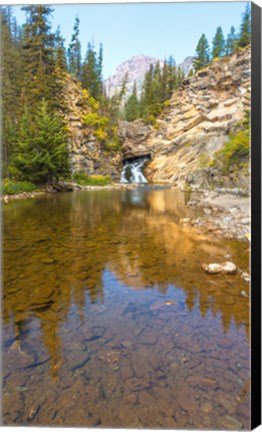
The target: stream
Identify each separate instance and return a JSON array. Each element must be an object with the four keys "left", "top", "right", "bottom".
[{"left": 2, "top": 187, "right": 250, "bottom": 428}]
